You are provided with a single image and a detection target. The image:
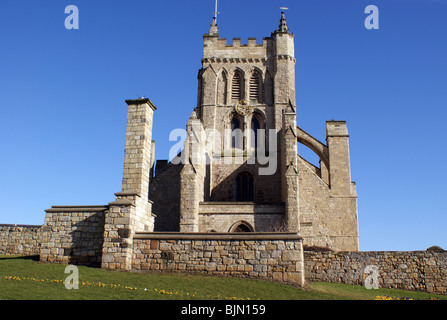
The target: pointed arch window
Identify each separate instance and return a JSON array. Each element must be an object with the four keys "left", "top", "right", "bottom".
[
  {"left": 264, "top": 70, "right": 273, "bottom": 106},
  {"left": 236, "top": 171, "right": 254, "bottom": 202},
  {"left": 232, "top": 71, "right": 244, "bottom": 102},
  {"left": 231, "top": 116, "right": 242, "bottom": 149},
  {"left": 217, "top": 71, "right": 227, "bottom": 105},
  {"left": 249, "top": 71, "right": 261, "bottom": 103},
  {"left": 231, "top": 223, "right": 253, "bottom": 232},
  {"left": 251, "top": 117, "right": 260, "bottom": 149}
]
